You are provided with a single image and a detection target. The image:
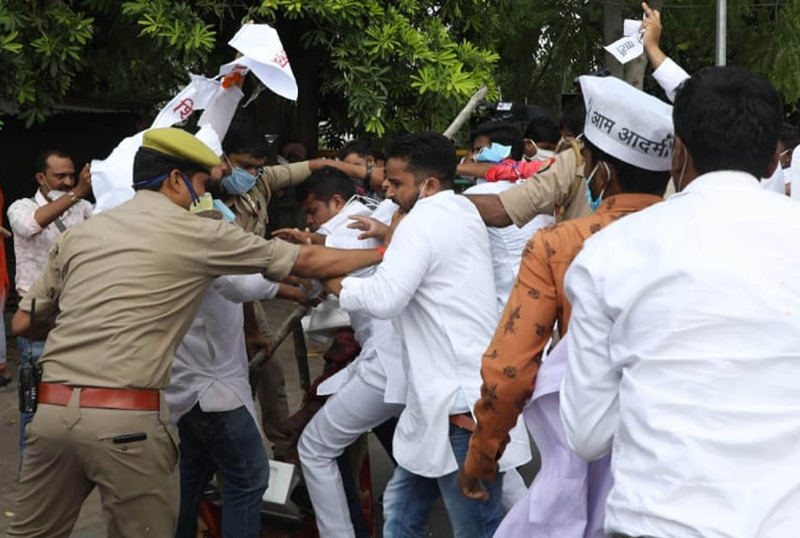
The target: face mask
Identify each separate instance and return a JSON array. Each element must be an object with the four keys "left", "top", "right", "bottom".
[
  {"left": 676, "top": 154, "right": 689, "bottom": 192},
  {"left": 475, "top": 143, "right": 512, "bottom": 163},
  {"left": 583, "top": 162, "right": 610, "bottom": 212},
  {"left": 534, "top": 149, "right": 555, "bottom": 161},
  {"left": 189, "top": 192, "right": 214, "bottom": 214},
  {"left": 212, "top": 199, "right": 236, "bottom": 222},
  {"left": 222, "top": 167, "right": 257, "bottom": 195},
  {"left": 45, "top": 189, "right": 67, "bottom": 200}
]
